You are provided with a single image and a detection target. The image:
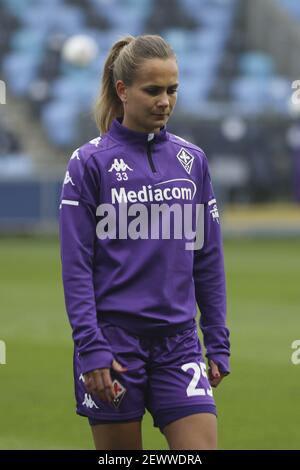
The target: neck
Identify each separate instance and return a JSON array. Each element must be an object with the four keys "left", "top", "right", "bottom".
[{"left": 121, "top": 117, "right": 160, "bottom": 134}]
